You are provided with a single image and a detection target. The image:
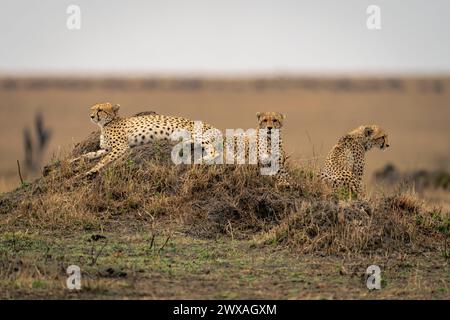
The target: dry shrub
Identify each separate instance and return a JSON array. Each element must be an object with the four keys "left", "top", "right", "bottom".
[
  {"left": 0, "top": 132, "right": 447, "bottom": 256},
  {"left": 258, "top": 192, "right": 447, "bottom": 255}
]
